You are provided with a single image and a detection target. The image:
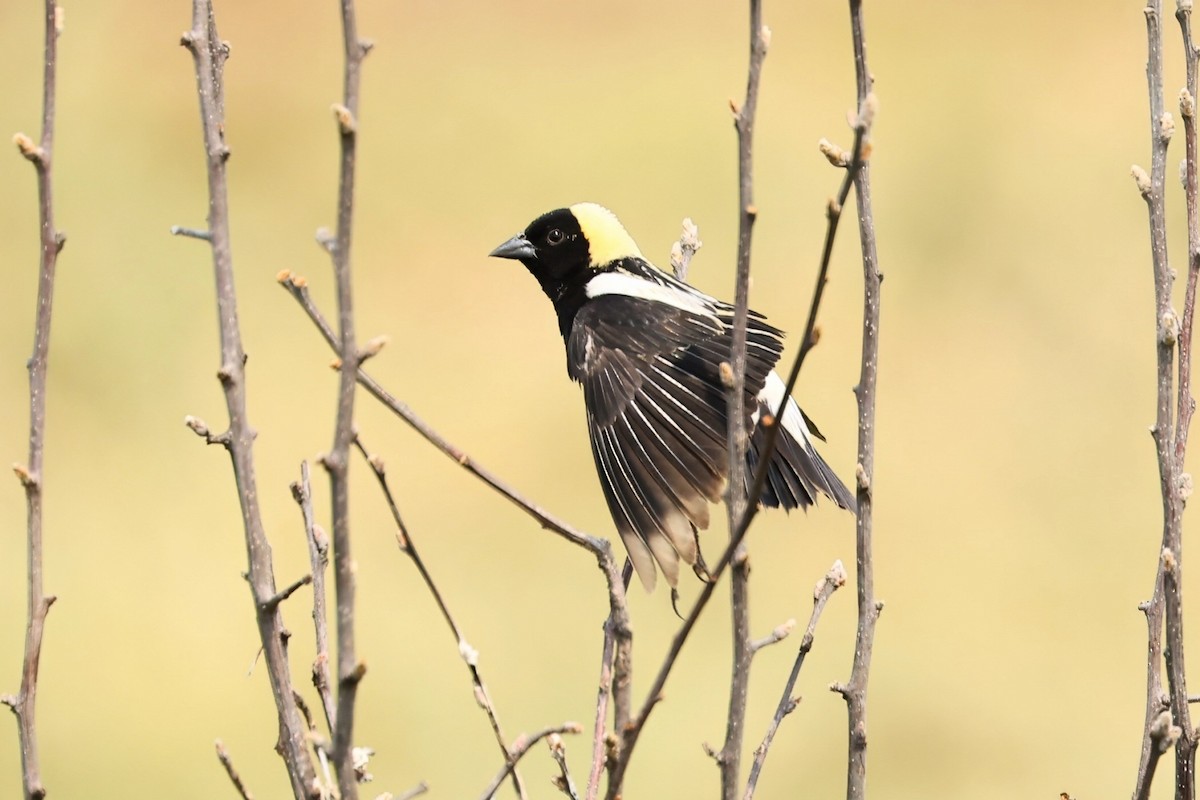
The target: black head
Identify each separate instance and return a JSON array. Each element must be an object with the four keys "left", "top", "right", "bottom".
[
  {"left": 488, "top": 207, "right": 591, "bottom": 284},
  {"left": 491, "top": 204, "right": 646, "bottom": 340}
]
